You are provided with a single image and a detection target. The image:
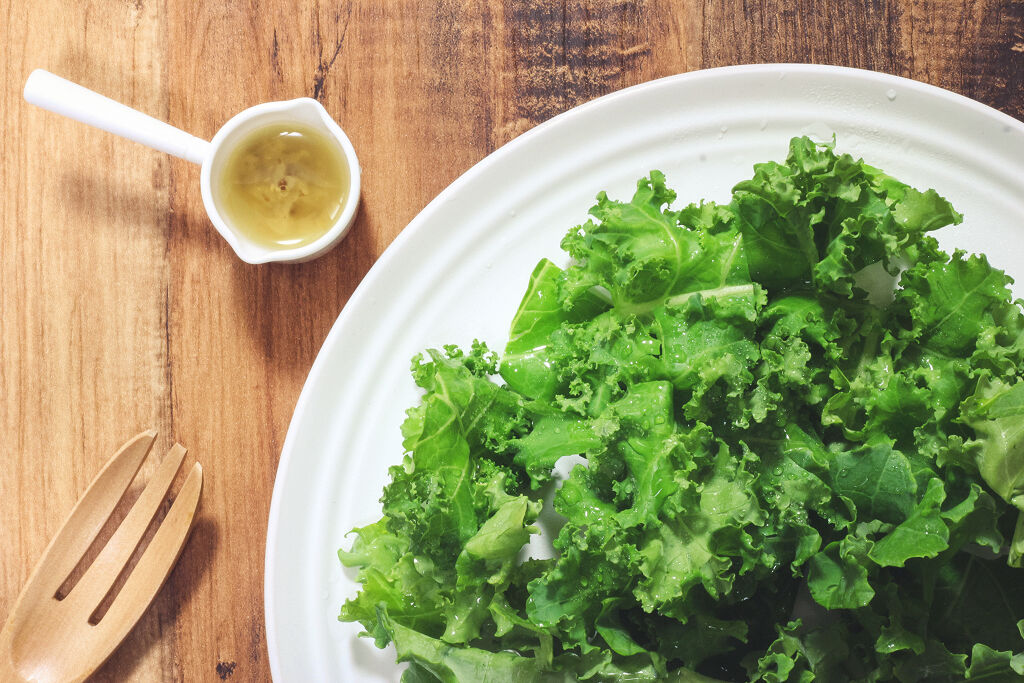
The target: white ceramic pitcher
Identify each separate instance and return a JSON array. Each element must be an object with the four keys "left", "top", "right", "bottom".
[{"left": 24, "top": 69, "right": 361, "bottom": 264}]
